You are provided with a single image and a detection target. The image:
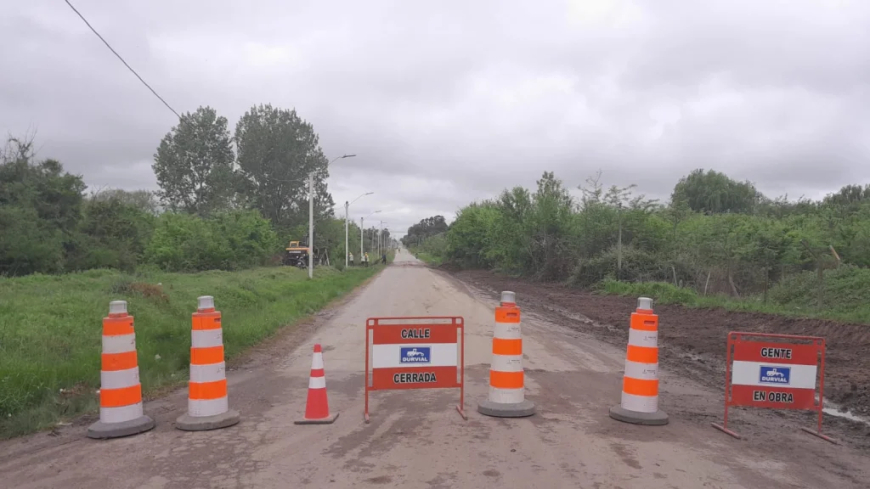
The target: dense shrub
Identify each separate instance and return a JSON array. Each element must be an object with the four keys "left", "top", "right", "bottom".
[
  {"left": 411, "top": 169, "right": 870, "bottom": 308},
  {"left": 144, "top": 210, "right": 277, "bottom": 272}
]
